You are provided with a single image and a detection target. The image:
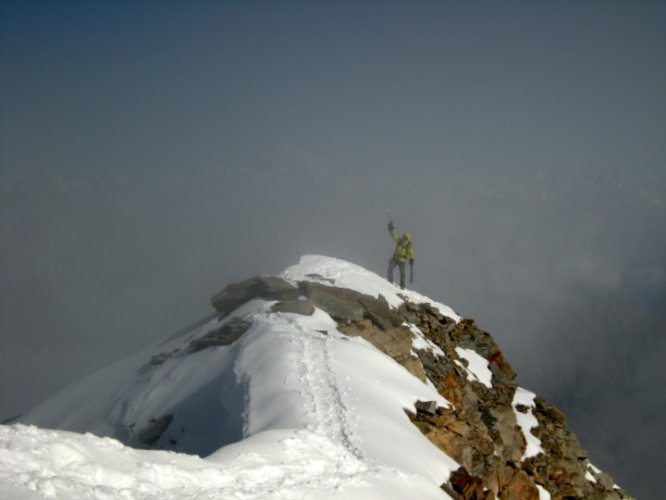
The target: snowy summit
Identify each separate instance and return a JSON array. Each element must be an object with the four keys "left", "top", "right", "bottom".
[{"left": 1, "top": 256, "right": 630, "bottom": 499}]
